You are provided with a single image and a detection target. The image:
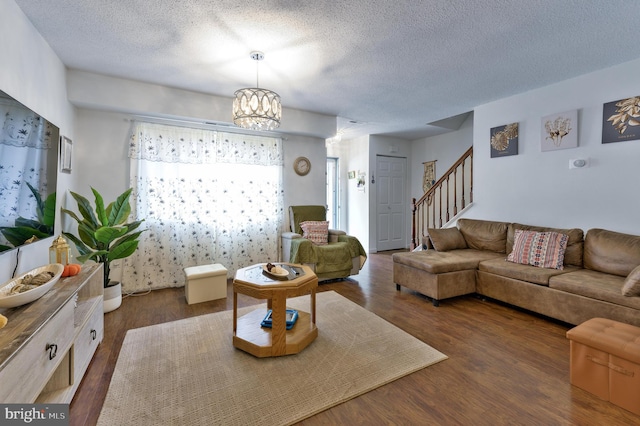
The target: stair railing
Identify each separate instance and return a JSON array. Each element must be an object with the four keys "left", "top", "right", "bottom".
[{"left": 411, "top": 146, "right": 473, "bottom": 249}]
